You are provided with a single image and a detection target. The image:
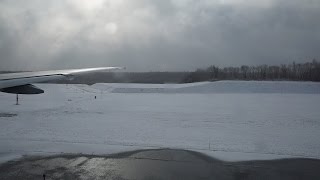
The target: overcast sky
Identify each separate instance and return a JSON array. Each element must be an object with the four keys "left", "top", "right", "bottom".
[{"left": 0, "top": 0, "right": 320, "bottom": 71}]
